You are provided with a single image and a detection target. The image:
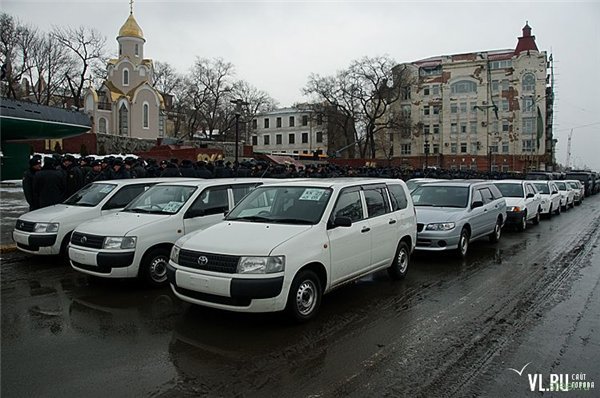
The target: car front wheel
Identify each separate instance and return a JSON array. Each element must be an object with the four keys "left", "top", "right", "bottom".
[
  {"left": 388, "top": 241, "right": 410, "bottom": 280},
  {"left": 286, "top": 270, "right": 322, "bottom": 322},
  {"left": 532, "top": 209, "right": 541, "bottom": 225},
  {"left": 456, "top": 228, "right": 470, "bottom": 258},
  {"left": 517, "top": 212, "right": 527, "bottom": 232},
  {"left": 489, "top": 218, "right": 502, "bottom": 243},
  {"left": 141, "top": 248, "right": 170, "bottom": 287}
]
